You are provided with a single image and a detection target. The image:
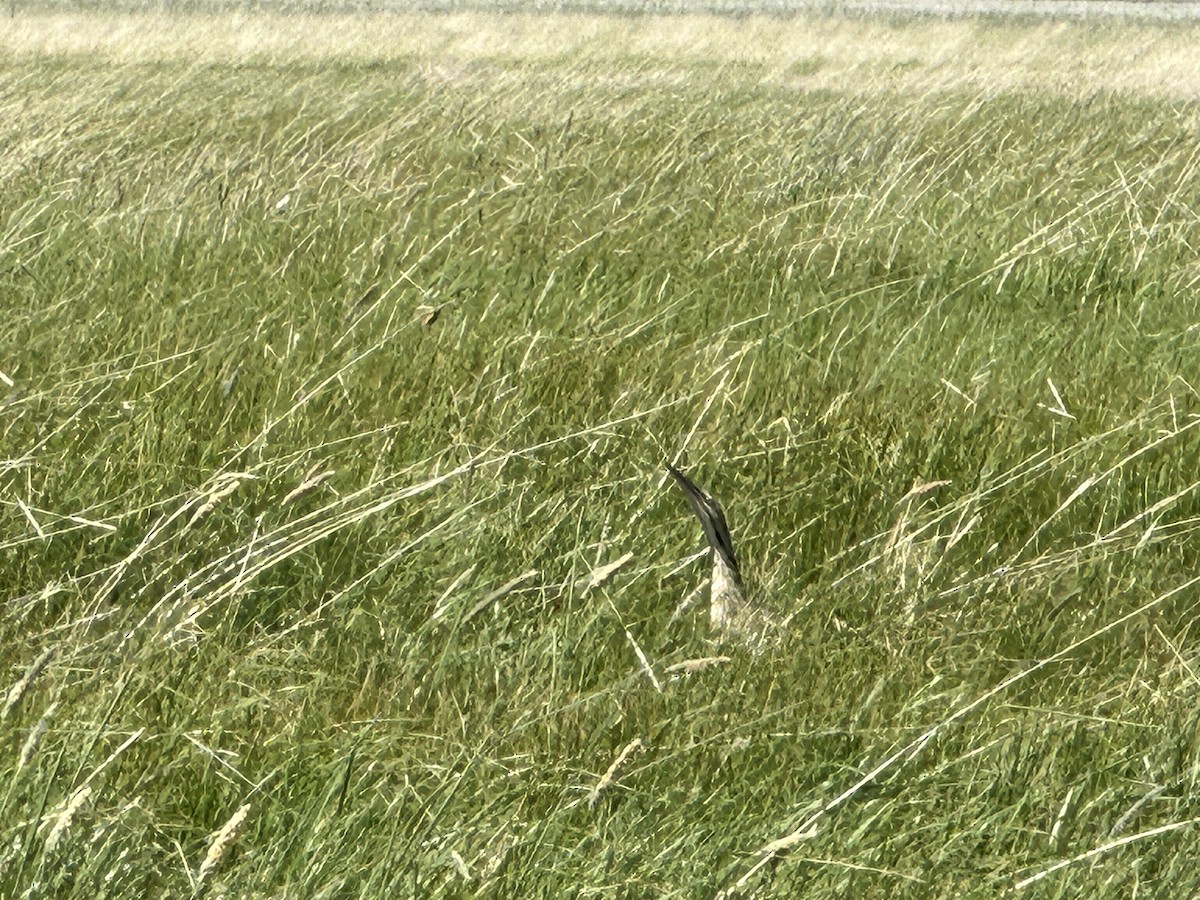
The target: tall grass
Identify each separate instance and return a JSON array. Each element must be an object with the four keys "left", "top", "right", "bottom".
[{"left": 3, "top": 11, "right": 1200, "bottom": 897}]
